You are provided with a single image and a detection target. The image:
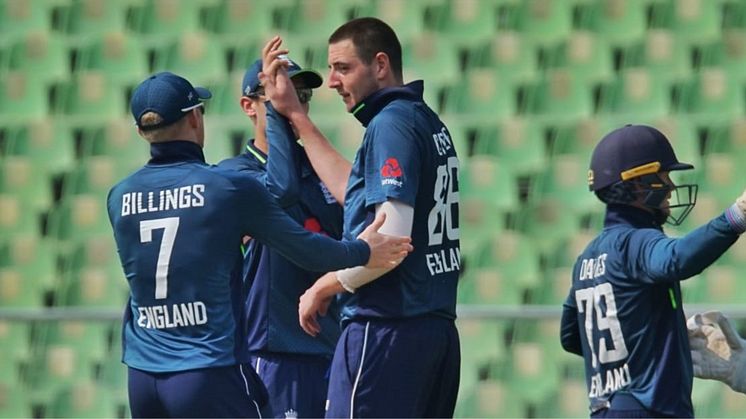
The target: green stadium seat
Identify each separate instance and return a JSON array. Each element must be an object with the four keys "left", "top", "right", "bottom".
[
  {"left": 199, "top": 70, "right": 240, "bottom": 117},
  {"left": 3, "top": 234, "right": 58, "bottom": 296},
  {"left": 0, "top": 71, "right": 52, "bottom": 123},
  {"left": 61, "top": 156, "right": 122, "bottom": 197},
  {"left": 472, "top": 117, "right": 547, "bottom": 177},
  {"left": 308, "top": 116, "right": 364, "bottom": 162},
  {"left": 0, "top": 155, "right": 55, "bottom": 214},
  {"left": 8, "top": 118, "right": 77, "bottom": 176},
  {"left": 283, "top": 0, "right": 352, "bottom": 41},
  {"left": 60, "top": 71, "right": 129, "bottom": 123},
  {"left": 526, "top": 69, "right": 595, "bottom": 126},
  {"left": 535, "top": 376, "right": 589, "bottom": 418},
  {"left": 0, "top": 0, "right": 66, "bottom": 37},
  {"left": 134, "top": 0, "right": 211, "bottom": 48},
  {"left": 720, "top": 384, "right": 746, "bottom": 417},
  {"left": 0, "top": 265, "right": 45, "bottom": 308},
  {"left": 547, "top": 31, "right": 616, "bottom": 88},
  {"left": 0, "top": 191, "right": 43, "bottom": 237},
  {"left": 40, "top": 321, "right": 110, "bottom": 368},
  {"left": 456, "top": 379, "right": 526, "bottom": 418},
  {"left": 699, "top": 153, "right": 742, "bottom": 207},
  {"left": 550, "top": 116, "right": 619, "bottom": 159},
  {"left": 402, "top": 32, "right": 461, "bottom": 87},
  {"left": 466, "top": 31, "right": 540, "bottom": 85},
  {"left": 504, "top": 340, "right": 560, "bottom": 406},
  {"left": 535, "top": 229, "right": 595, "bottom": 304},
  {"left": 678, "top": 68, "right": 744, "bottom": 124},
  {"left": 459, "top": 265, "right": 526, "bottom": 305},
  {"left": 579, "top": 0, "right": 650, "bottom": 48},
  {"left": 0, "top": 320, "right": 33, "bottom": 367},
  {"left": 356, "top": 0, "right": 438, "bottom": 43},
  {"left": 652, "top": 116, "right": 702, "bottom": 167},
  {"left": 459, "top": 156, "right": 520, "bottom": 255},
  {"left": 7, "top": 31, "right": 70, "bottom": 87},
  {"left": 209, "top": 0, "right": 280, "bottom": 37},
  {"left": 431, "top": 0, "right": 498, "bottom": 46},
  {"left": 77, "top": 31, "right": 149, "bottom": 89},
  {"left": 691, "top": 378, "right": 726, "bottom": 417},
  {"left": 442, "top": 69, "right": 519, "bottom": 124},
  {"left": 82, "top": 118, "right": 151, "bottom": 174},
  {"left": 598, "top": 67, "right": 673, "bottom": 120},
  {"left": 65, "top": 0, "right": 131, "bottom": 39},
  {"left": 0, "top": 382, "right": 34, "bottom": 418},
  {"left": 59, "top": 235, "right": 127, "bottom": 308},
  {"left": 152, "top": 32, "right": 227, "bottom": 86},
  {"left": 702, "top": 264, "right": 746, "bottom": 303},
  {"left": 46, "top": 380, "right": 119, "bottom": 418},
  {"left": 532, "top": 153, "right": 600, "bottom": 212},
  {"left": 652, "top": 0, "right": 722, "bottom": 45},
  {"left": 514, "top": 0, "right": 574, "bottom": 48},
  {"left": 621, "top": 29, "right": 694, "bottom": 82},
  {"left": 701, "top": 30, "right": 746, "bottom": 85},
  {"left": 48, "top": 194, "right": 113, "bottom": 246},
  {"left": 98, "top": 346, "right": 128, "bottom": 415}
]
